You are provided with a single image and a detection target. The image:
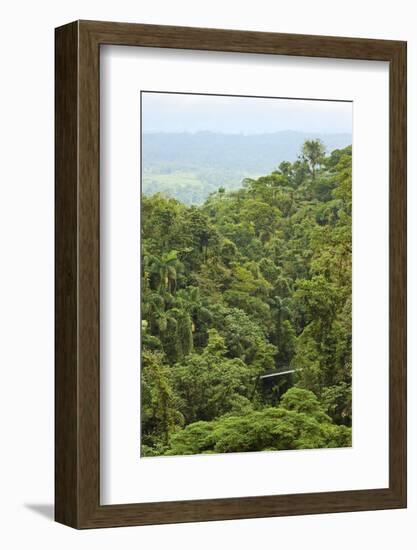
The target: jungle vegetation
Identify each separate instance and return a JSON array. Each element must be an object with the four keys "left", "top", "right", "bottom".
[{"left": 141, "top": 140, "right": 352, "bottom": 457}]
